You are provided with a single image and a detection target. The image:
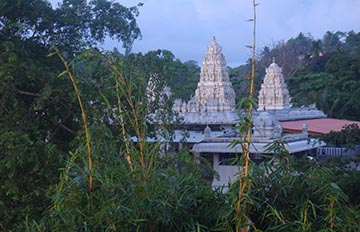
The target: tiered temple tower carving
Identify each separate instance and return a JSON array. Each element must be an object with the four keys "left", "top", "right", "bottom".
[
  {"left": 173, "top": 36, "right": 236, "bottom": 114},
  {"left": 258, "top": 60, "right": 290, "bottom": 110}
]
